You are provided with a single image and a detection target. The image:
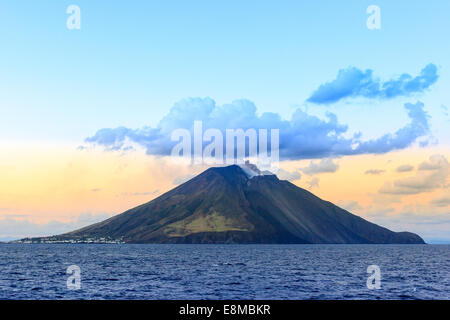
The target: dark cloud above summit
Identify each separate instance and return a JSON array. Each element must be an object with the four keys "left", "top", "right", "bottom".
[{"left": 84, "top": 98, "right": 431, "bottom": 160}]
